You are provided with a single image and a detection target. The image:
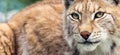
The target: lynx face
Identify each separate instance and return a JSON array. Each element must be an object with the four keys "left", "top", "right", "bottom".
[{"left": 63, "top": 0, "right": 118, "bottom": 53}]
